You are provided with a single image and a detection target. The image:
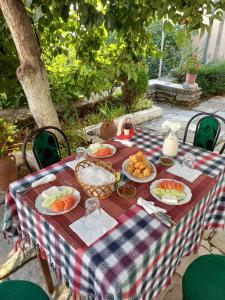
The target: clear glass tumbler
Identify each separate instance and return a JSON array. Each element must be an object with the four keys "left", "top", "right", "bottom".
[
  {"left": 182, "top": 153, "right": 195, "bottom": 170},
  {"left": 84, "top": 197, "right": 102, "bottom": 230},
  {"left": 76, "top": 147, "right": 87, "bottom": 160}
]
